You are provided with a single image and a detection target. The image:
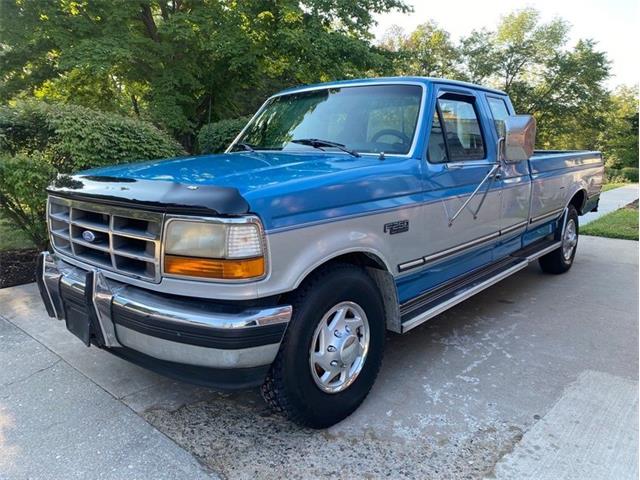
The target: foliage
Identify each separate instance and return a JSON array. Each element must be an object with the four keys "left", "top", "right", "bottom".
[
  {"left": 0, "top": 101, "right": 184, "bottom": 248},
  {"left": 459, "top": 9, "right": 610, "bottom": 149},
  {"left": 197, "top": 117, "right": 251, "bottom": 154},
  {"left": 0, "top": 101, "right": 184, "bottom": 172},
  {"left": 607, "top": 167, "right": 639, "bottom": 183},
  {"left": 582, "top": 202, "right": 639, "bottom": 241},
  {"left": 0, "top": 152, "right": 54, "bottom": 248},
  {"left": 380, "top": 21, "right": 462, "bottom": 78},
  {"left": 0, "top": 0, "right": 409, "bottom": 149},
  {"left": 600, "top": 86, "right": 639, "bottom": 171},
  {"left": 379, "top": 8, "right": 630, "bottom": 160}
]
